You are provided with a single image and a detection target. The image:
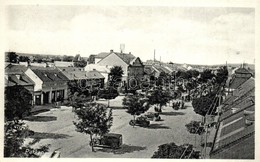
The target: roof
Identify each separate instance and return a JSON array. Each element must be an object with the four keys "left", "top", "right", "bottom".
[
  {"left": 5, "top": 74, "right": 34, "bottom": 87},
  {"left": 30, "top": 66, "right": 69, "bottom": 82},
  {"left": 95, "top": 52, "right": 110, "bottom": 59},
  {"left": 54, "top": 61, "right": 74, "bottom": 67},
  {"left": 212, "top": 104, "right": 255, "bottom": 157},
  {"left": 98, "top": 51, "right": 136, "bottom": 65},
  {"left": 104, "top": 133, "right": 122, "bottom": 138},
  {"left": 114, "top": 52, "right": 135, "bottom": 64},
  {"left": 229, "top": 77, "right": 249, "bottom": 89},
  {"left": 61, "top": 70, "right": 104, "bottom": 80},
  {"left": 85, "top": 64, "right": 111, "bottom": 73},
  {"left": 85, "top": 70, "right": 105, "bottom": 79},
  {"left": 153, "top": 65, "right": 172, "bottom": 74},
  {"left": 58, "top": 67, "right": 84, "bottom": 72},
  {"left": 5, "top": 64, "right": 28, "bottom": 74},
  {"left": 234, "top": 67, "right": 252, "bottom": 74}
]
